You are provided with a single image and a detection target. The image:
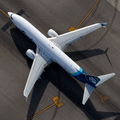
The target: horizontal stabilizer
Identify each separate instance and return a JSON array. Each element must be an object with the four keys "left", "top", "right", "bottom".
[
  {"left": 82, "top": 83, "right": 95, "bottom": 105},
  {"left": 82, "top": 73, "right": 115, "bottom": 105},
  {"left": 96, "top": 73, "right": 115, "bottom": 86}
]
